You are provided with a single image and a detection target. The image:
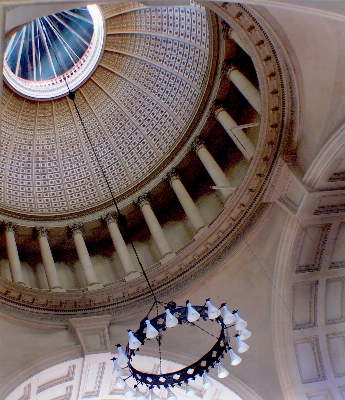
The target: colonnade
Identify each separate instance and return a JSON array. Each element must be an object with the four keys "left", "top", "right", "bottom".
[{"left": 0, "top": 135, "right": 243, "bottom": 289}]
